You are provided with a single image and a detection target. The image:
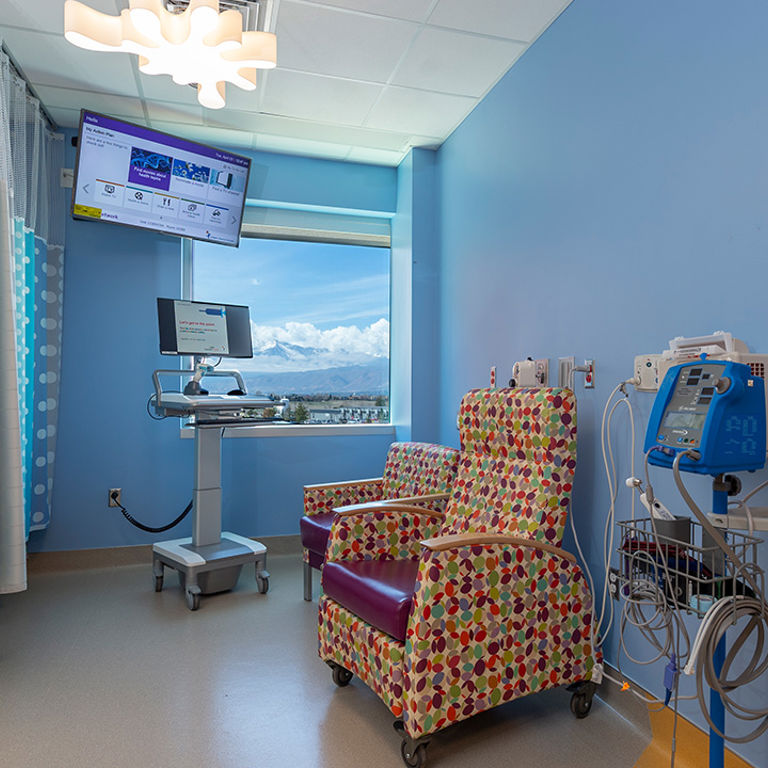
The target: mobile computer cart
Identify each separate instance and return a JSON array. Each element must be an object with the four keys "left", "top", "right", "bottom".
[{"left": 151, "top": 369, "right": 272, "bottom": 611}]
